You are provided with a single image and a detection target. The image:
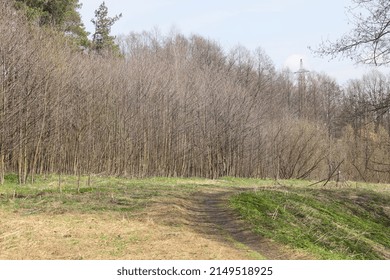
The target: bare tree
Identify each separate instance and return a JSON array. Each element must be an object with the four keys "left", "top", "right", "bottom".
[
  {"left": 8, "top": 0, "right": 390, "bottom": 184},
  {"left": 314, "top": 0, "right": 390, "bottom": 66}
]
